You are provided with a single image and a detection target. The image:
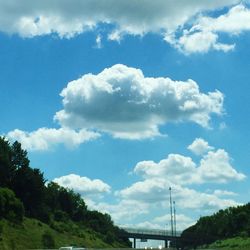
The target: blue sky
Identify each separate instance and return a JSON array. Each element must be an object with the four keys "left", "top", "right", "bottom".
[{"left": 1, "top": 0, "right": 250, "bottom": 235}]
